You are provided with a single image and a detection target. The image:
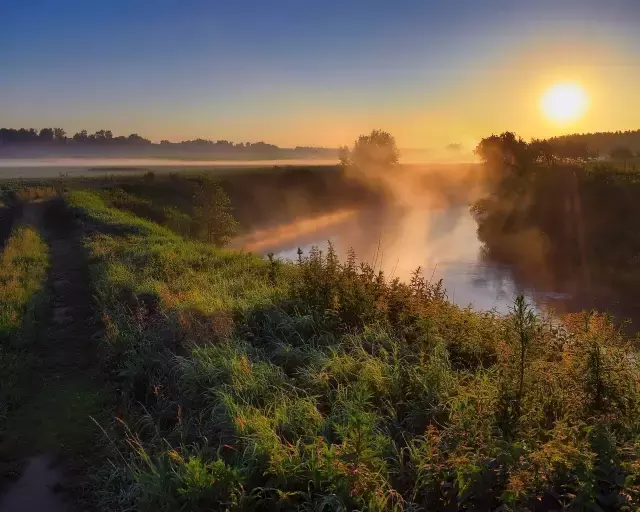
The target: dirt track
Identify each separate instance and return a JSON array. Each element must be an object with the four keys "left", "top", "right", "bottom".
[{"left": 0, "top": 199, "right": 105, "bottom": 512}]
